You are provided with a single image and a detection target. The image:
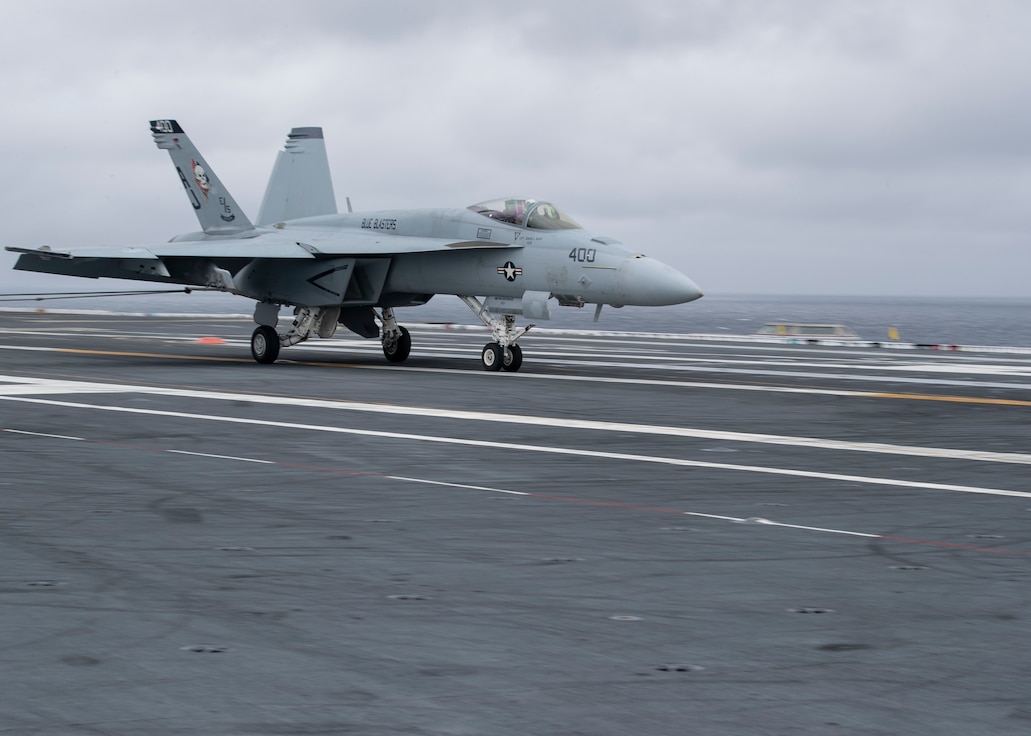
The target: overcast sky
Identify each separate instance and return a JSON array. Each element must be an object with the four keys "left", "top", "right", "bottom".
[{"left": 2, "top": 0, "right": 1029, "bottom": 298}]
